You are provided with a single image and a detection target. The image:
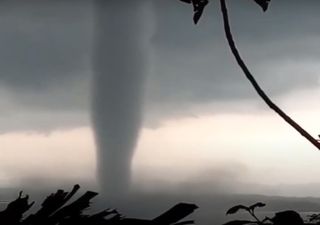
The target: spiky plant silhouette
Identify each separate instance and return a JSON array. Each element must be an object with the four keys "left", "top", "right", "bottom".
[
  {"left": 223, "top": 202, "right": 305, "bottom": 225},
  {"left": 179, "top": 0, "right": 320, "bottom": 150},
  {"left": 224, "top": 202, "right": 269, "bottom": 225},
  {"left": 0, "top": 185, "right": 198, "bottom": 225}
]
